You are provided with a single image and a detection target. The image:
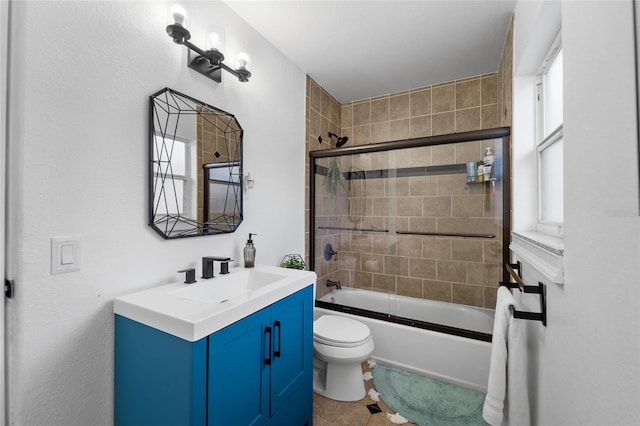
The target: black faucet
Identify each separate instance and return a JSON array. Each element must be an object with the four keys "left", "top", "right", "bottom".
[
  {"left": 202, "top": 257, "right": 215, "bottom": 279},
  {"left": 326, "top": 279, "right": 342, "bottom": 290},
  {"left": 202, "top": 257, "right": 232, "bottom": 278},
  {"left": 178, "top": 268, "right": 197, "bottom": 284}
]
